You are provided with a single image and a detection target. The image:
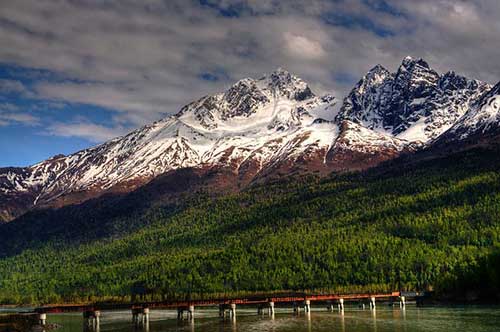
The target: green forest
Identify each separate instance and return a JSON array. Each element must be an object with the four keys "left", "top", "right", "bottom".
[{"left": 1, "top": 147, "right": 500, "bottom": 305}]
